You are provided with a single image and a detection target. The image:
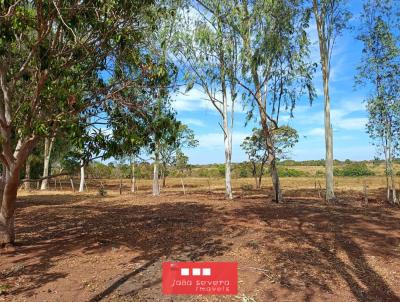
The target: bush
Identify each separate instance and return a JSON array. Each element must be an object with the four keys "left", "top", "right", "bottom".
[
  {"left": 278, "top": 168, "right": 308, "bottom": 177},
  {"left": 334, "top": 163, "right": 375, "bottom": 177},
  {"left": 396, "top": 171, "right": 400, "bottom": 176},
  {"left": 315, "top": 170, "right": 324, "bottom": 176},
  {"left": 98, "top": 185, "right": 107, "bottom": 196},
  {"left": 241, "top": 184, "right": 253, "bottom": 191}
]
